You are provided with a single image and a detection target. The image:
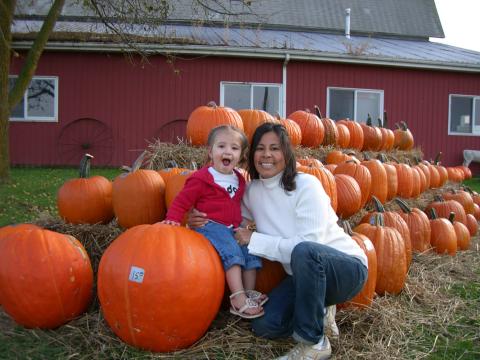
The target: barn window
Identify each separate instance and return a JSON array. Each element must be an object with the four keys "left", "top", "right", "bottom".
[
  {"left": 327, "top": 87, "right": 384, "bottom": 122},
  {"left": 448, "top": 95, "right": 480, "bottom": 136},
  {"left": 8, "top": 76, "right": 58, "bottom": 122},
  {"left": 220, "top": 82, "right": 282, "bottom": 116}
]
